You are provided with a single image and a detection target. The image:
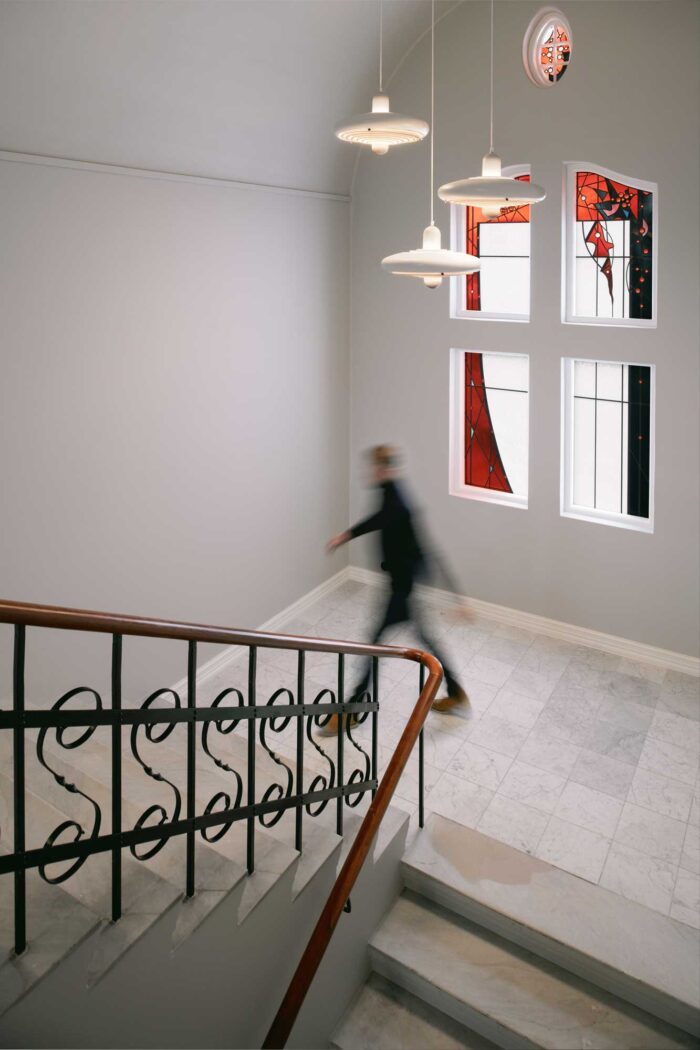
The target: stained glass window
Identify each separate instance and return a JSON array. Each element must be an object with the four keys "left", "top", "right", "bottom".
[
  {"left": 450, "top": 349, "right": 529, "bottom": 507},
  {"left": 523, "top": 9, "right": 573, "bottom": 88},
  {"left": 562, "top": 358, "right": 654, "bottom": 530},
  {"left": 565, "top": 165, "right": 656, "bottom": 326},
  {"left": 451, "top": 167, "right": 530, "bottom": 321}
]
